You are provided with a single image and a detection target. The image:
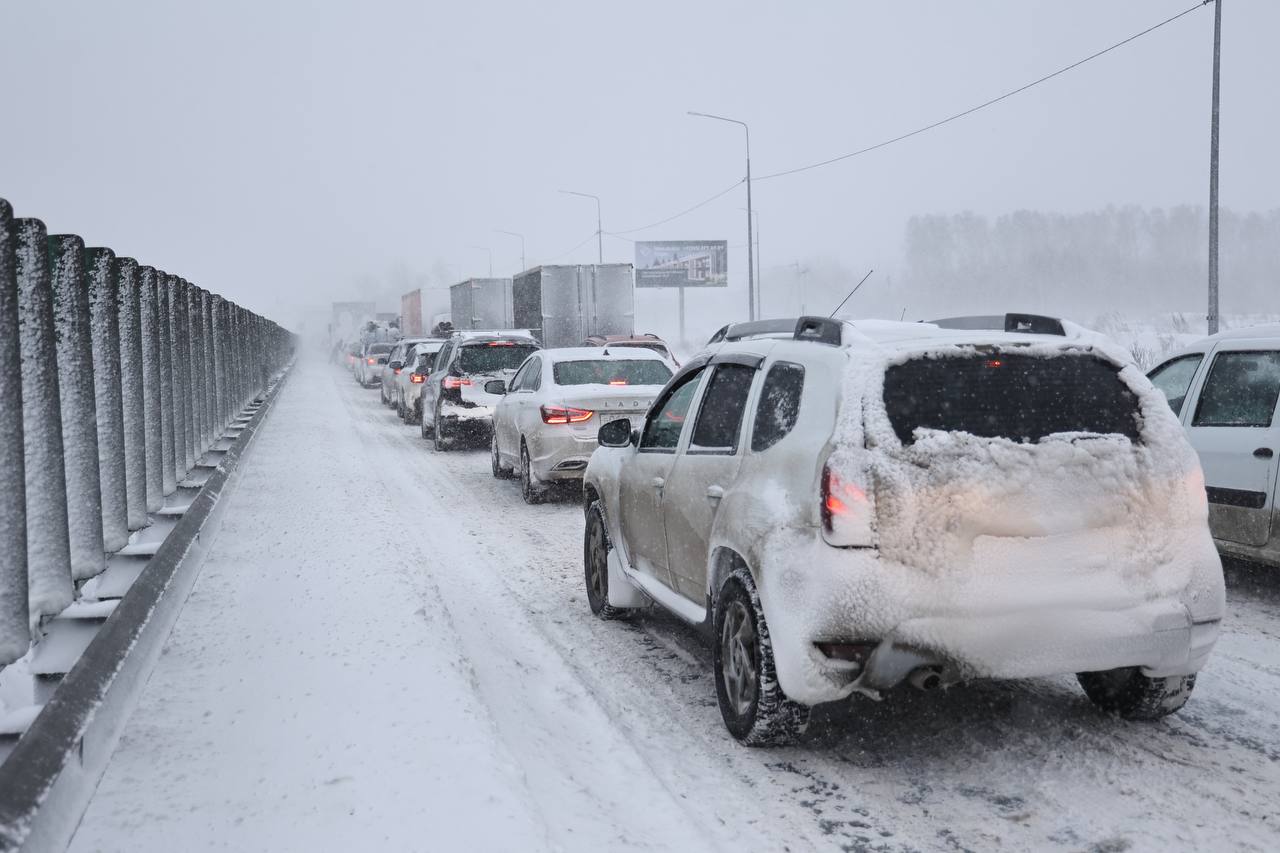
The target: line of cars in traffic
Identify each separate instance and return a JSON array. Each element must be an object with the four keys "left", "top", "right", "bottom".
[{"left": 341, "top": 315, "right": 1279, "bottom": 744}]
